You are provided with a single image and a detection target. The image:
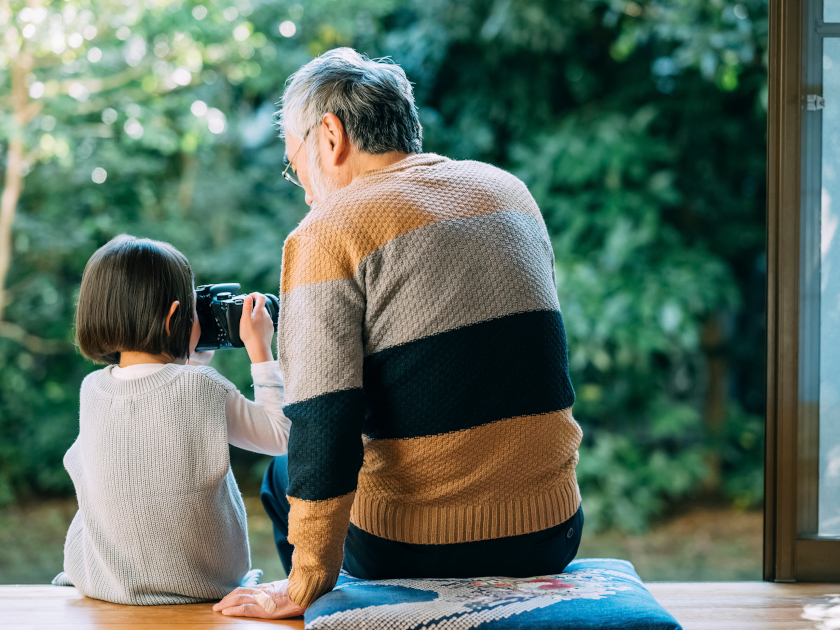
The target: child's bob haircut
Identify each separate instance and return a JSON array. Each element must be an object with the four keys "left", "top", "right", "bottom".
[{"left": 76, "top": 235, "right": 195, "bottom": 365}]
